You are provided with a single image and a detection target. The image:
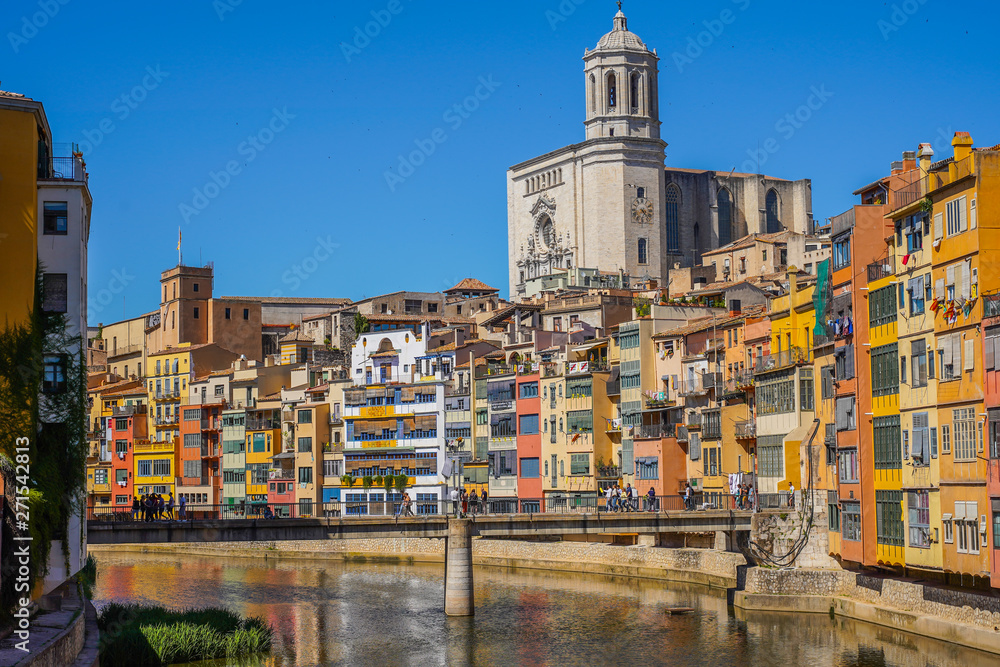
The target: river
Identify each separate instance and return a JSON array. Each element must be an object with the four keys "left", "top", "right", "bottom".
[{"left": 91, "top": 552, "right": 996, "bottom": 666}]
